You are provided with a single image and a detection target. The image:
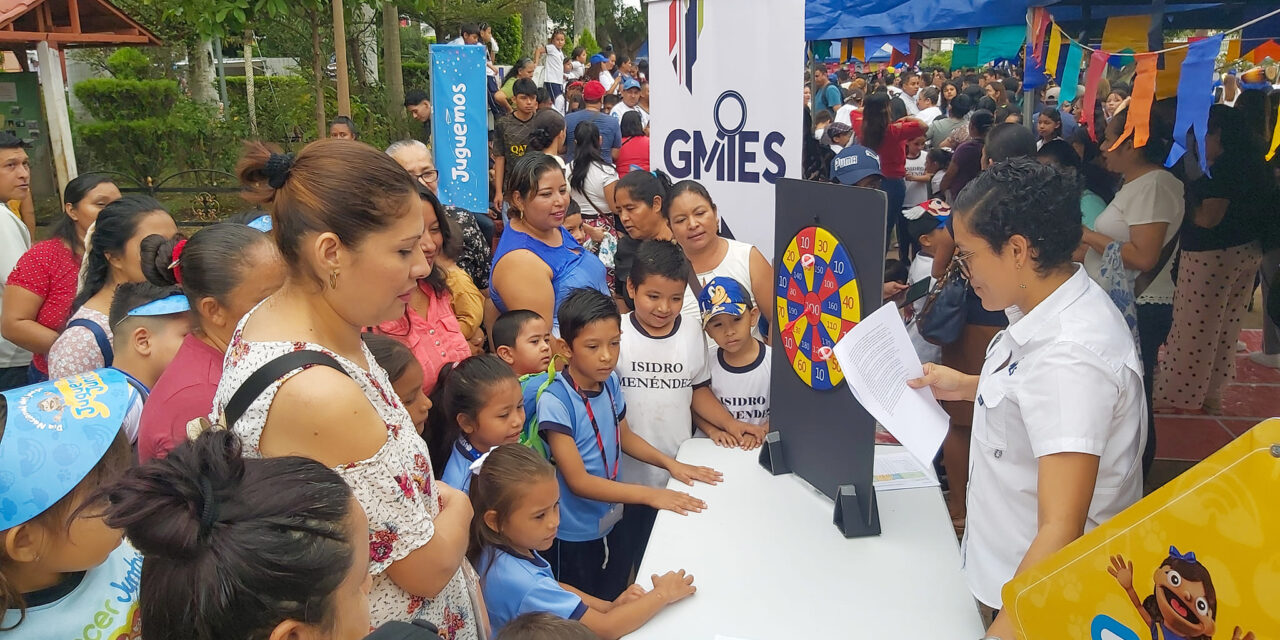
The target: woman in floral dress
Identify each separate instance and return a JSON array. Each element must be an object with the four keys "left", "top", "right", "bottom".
[{"left": 210, "top": 139, "right": 482, "bottom": 639}]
